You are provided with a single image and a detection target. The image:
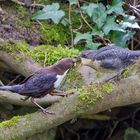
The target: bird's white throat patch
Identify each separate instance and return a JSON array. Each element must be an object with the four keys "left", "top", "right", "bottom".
[{"left": 54, "top": 70, "right": 69, "bottom": 88}]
